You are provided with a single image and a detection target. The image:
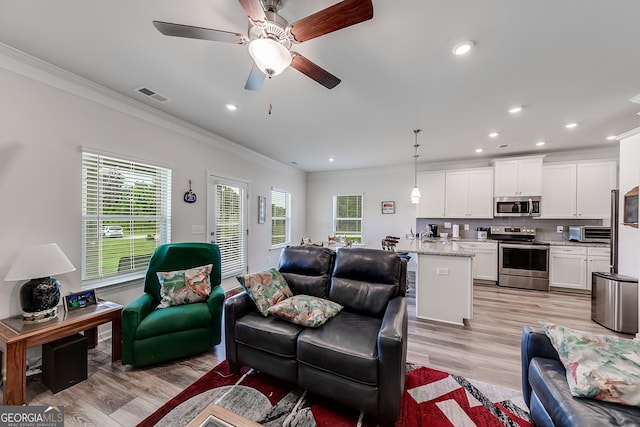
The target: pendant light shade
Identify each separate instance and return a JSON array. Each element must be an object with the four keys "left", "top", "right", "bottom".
[{"left": 411, "top": 129, "right": 422, "bottom": 204}]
